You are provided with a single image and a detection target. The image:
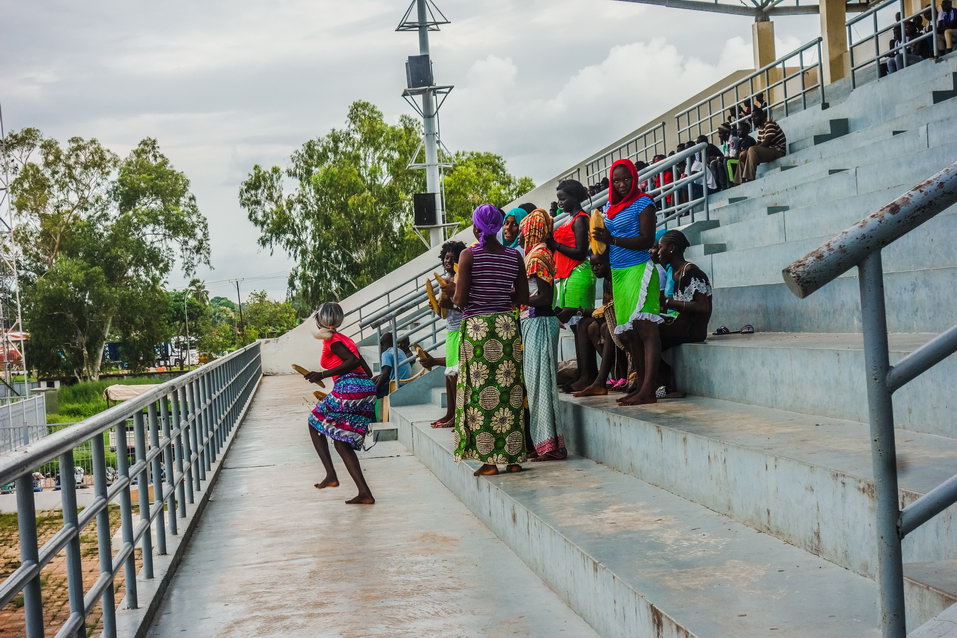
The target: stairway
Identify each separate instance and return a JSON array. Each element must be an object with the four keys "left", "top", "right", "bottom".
[{"left": 384, "top": 54, "right": 957, "bottom": 637}]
